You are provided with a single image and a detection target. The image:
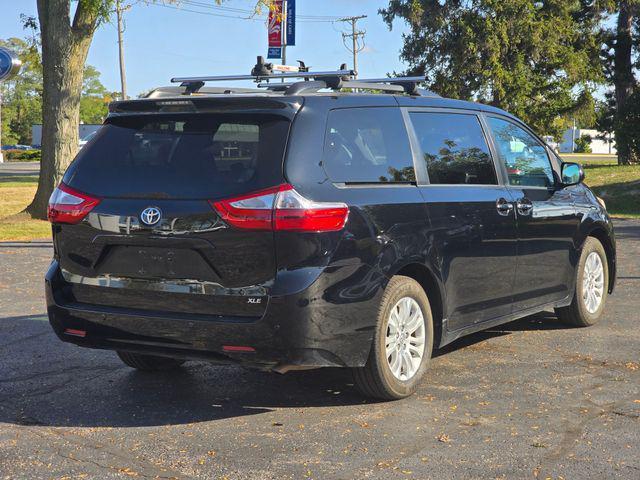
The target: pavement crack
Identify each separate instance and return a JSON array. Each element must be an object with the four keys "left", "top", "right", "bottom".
[{"left": 612, "top": 410, "right": 640, "bottom": 419}]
